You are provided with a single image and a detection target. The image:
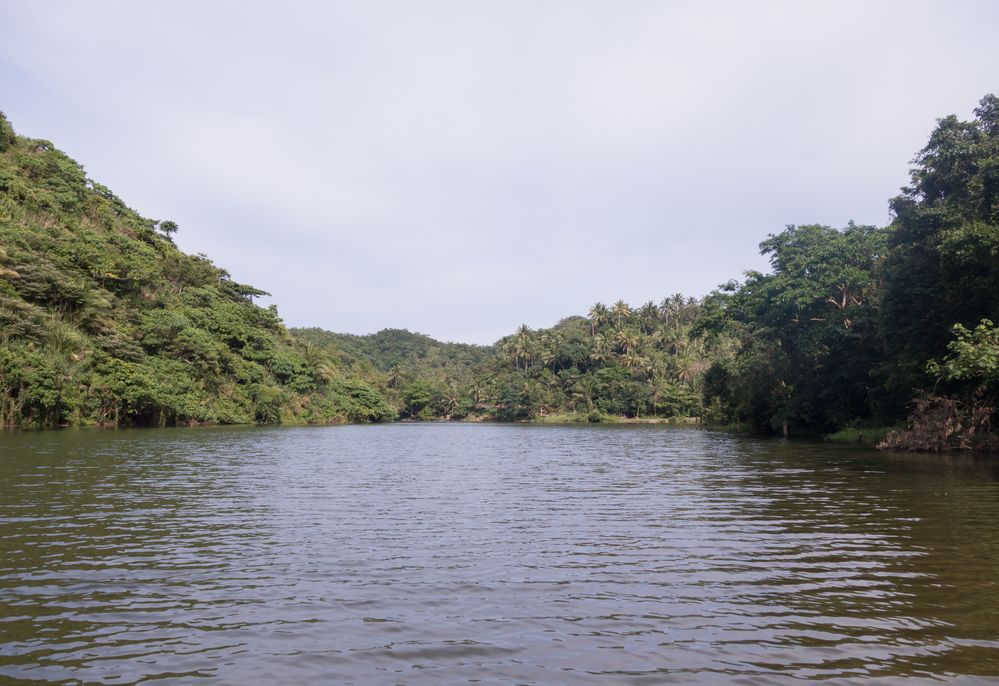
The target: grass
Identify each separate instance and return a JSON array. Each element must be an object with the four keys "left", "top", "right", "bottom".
[
  {"left": 823, "top": 425, "right": 896, "bottom": 446},
  {"left": 531, "top": 413, "right": 699, "bottom": 425}
]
